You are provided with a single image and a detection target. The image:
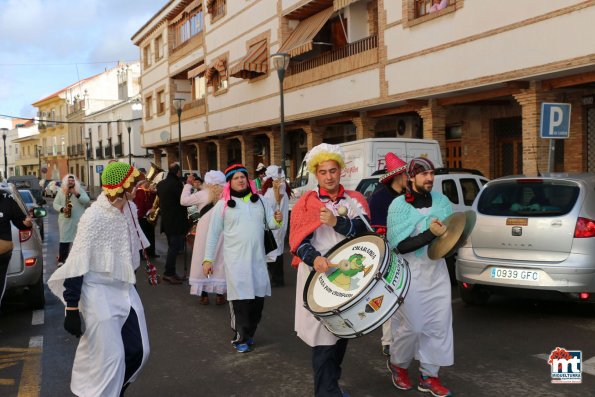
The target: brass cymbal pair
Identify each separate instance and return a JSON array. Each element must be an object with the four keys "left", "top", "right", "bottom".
[{"left": 427, "top": 211, "right": 477, "bottom": 260}]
